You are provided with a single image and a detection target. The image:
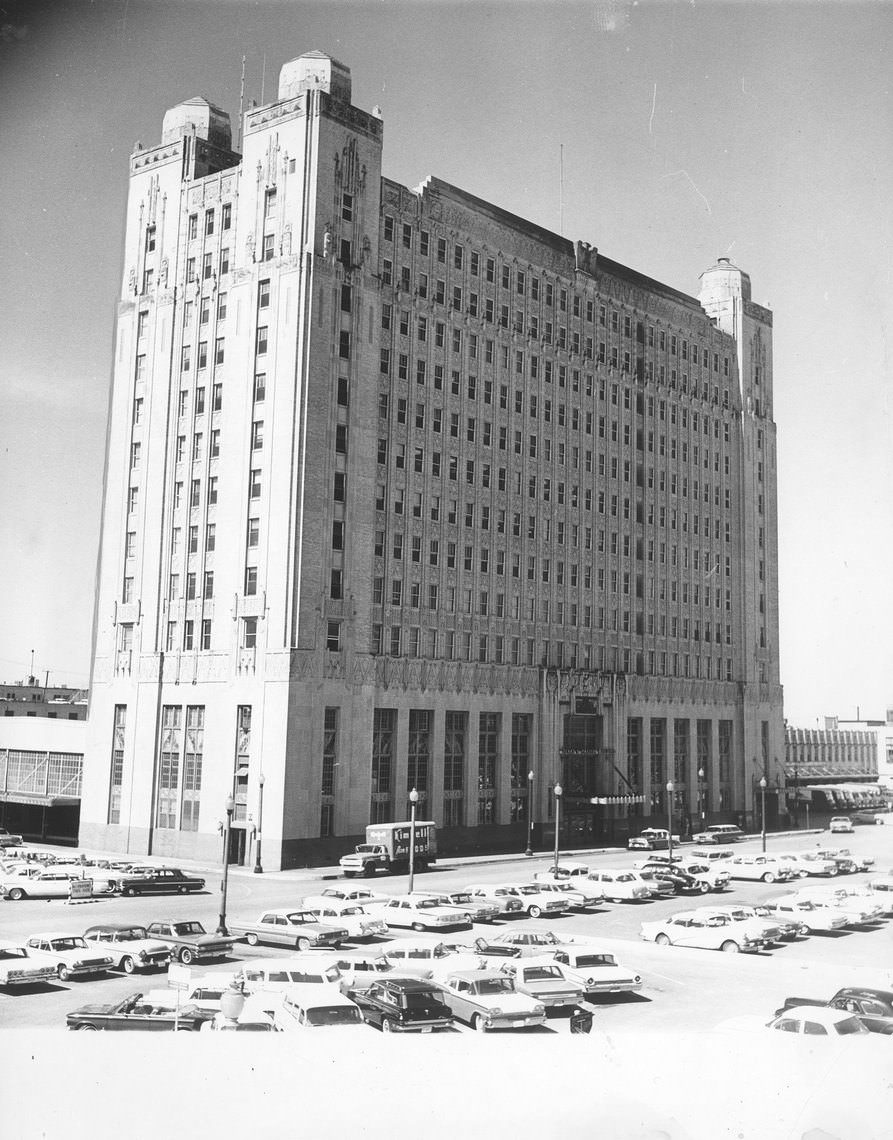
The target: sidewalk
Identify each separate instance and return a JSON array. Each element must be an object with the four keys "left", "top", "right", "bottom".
[{"left": 18, "top": 829, "right": 825, "bottom": 884}]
